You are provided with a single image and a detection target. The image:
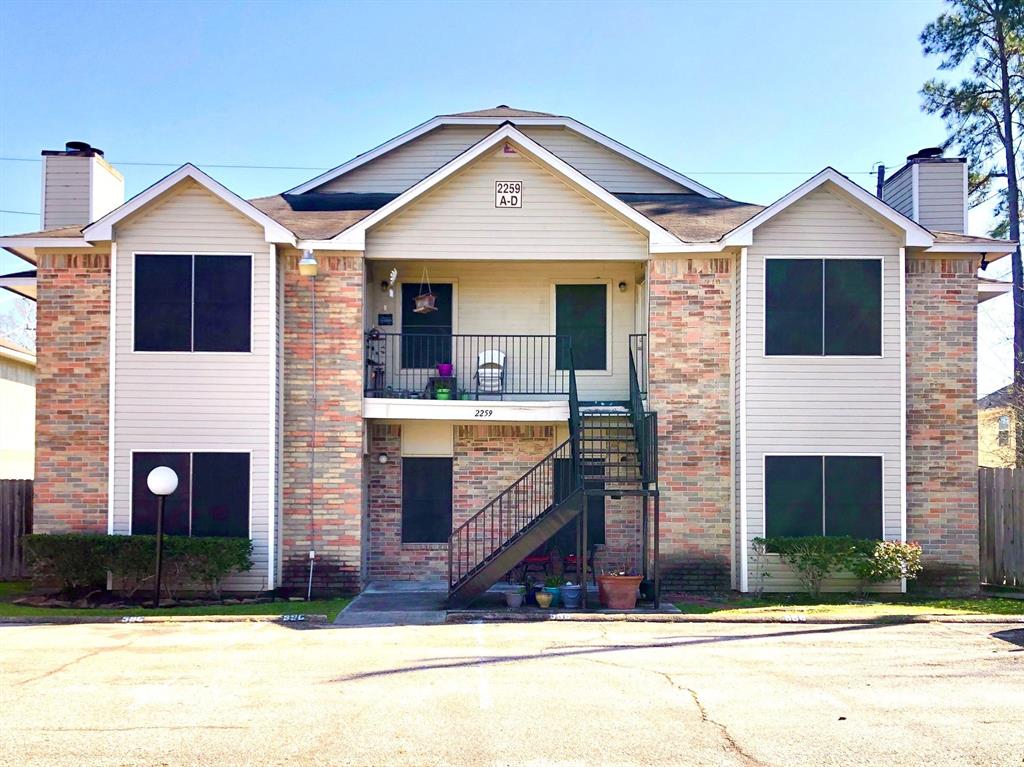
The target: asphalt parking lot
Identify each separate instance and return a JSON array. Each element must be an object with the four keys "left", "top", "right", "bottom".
[{"left": 1, "top": 619, "right": 1022, "bottom": 767}]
